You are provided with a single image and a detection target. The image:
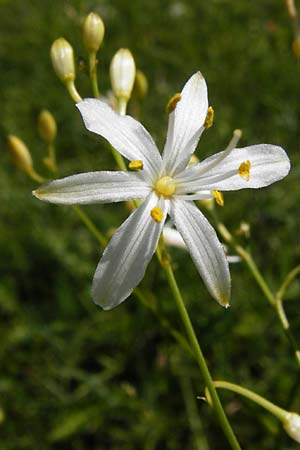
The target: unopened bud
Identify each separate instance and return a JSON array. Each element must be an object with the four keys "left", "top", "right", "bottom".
[
  {"left": 235, "top": 221, "right": 250, "bottom": 239},
  {"left": 38, "top": 110, "right": 57, "bottom": 144},
  {"left": 7, "top": 135, "right": 33, "bottom": 172},
  {"left": 283, "top": 412, "right": 300, "bottom": 443},
  {"left": 110, "top": 48, "right": 136, "bottom": 101},
  {"left": 83, "top": 12, "right": 105, "bottom": 53},
  {"left": 51, "top": 38, "right": 75, "bottom": 83},
  {"left": 134, "top": 70, "right": 148, "bottom": 100}
]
